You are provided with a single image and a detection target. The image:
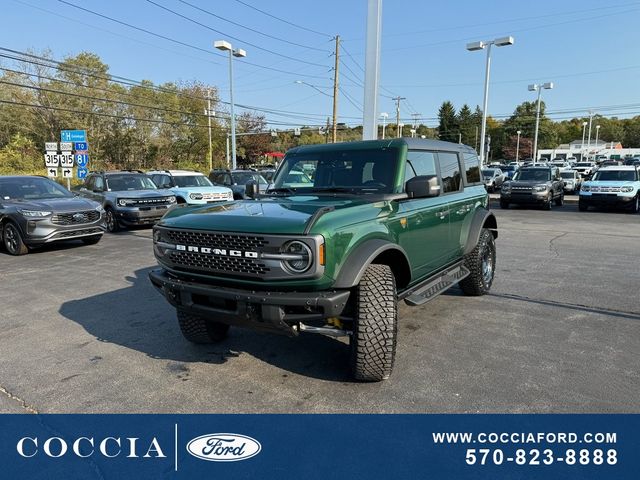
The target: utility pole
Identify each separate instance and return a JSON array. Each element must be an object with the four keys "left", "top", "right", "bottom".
[
  {"left": 458, "top": 132, "right": 462, "bottom": 144},
  {"left": 206, "top": 88, "right": 213, "bottom": 172},
  {"left": 325, "top": 117, "right": 330, "bottom": 144},
  {"left": 332, "top": 35, "right": 340, "bottom": 143},
  {"left": 475, "top": 125, "right": 479, "bottom": 153},
  {"left": 411, "top": 113, "right": 421, "bottom": 135},
  {"left": 586, "top": 111, "right": 594, "bottom": 160},
  {"left": 393, "top": 96, "right": 405, "bottom": 138}
]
